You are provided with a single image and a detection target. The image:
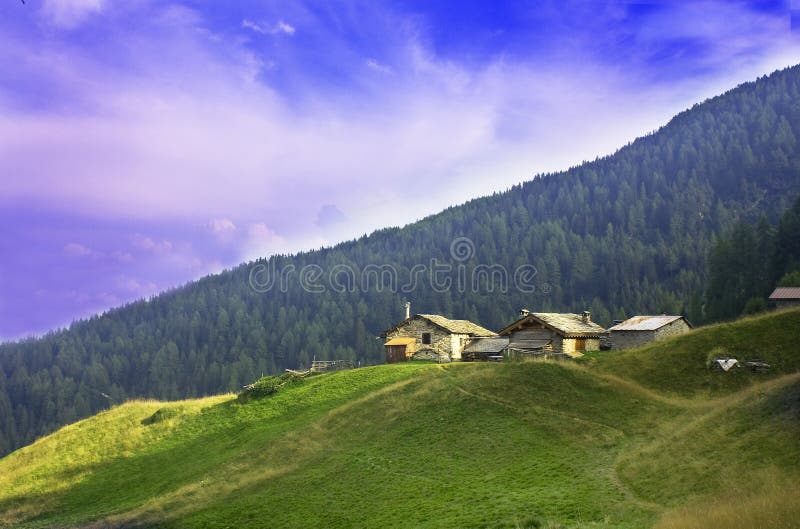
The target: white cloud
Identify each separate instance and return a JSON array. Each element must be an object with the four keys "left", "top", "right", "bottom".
[
  {"left": 243, "top": 222, "right": 287, "bottom": 260},
  {"left": 366, "top": 59, "right": 392, "bottom": 74},
  {"left": 242, "top": 19, "right": 295, "bottom": 36},
  {"left": 40, "top": 0, "right": 105, "bottom": 29},
  {"left": 208, "top": 217, "right": 237, "bottom": 234},
  {"left": 276, "top": 21, "right": 296, "bottom": 35}
]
